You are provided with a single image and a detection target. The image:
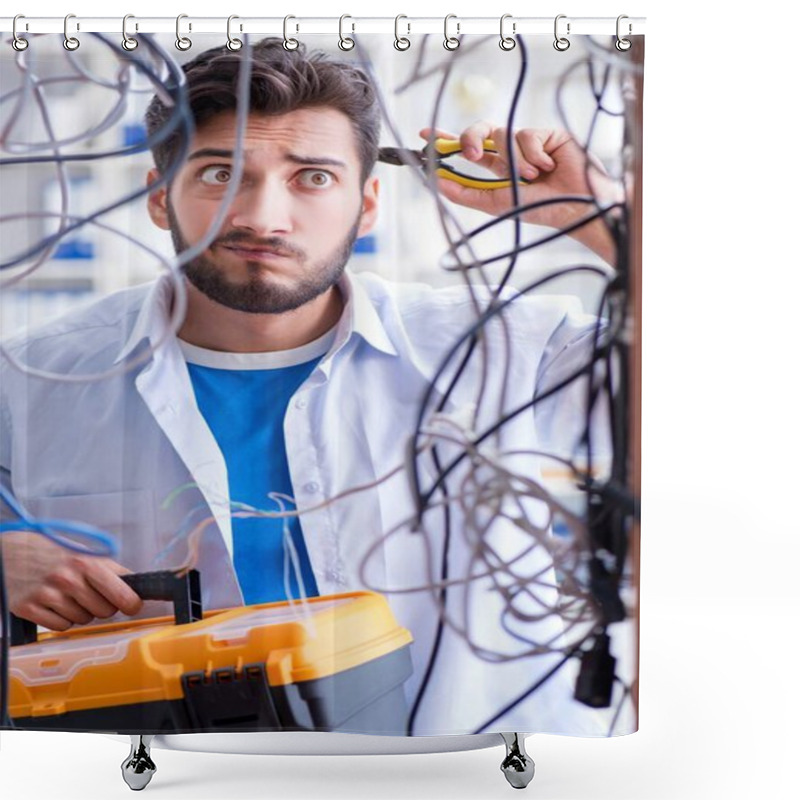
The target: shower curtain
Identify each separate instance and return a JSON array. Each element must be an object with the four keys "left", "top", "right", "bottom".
[{"left": 0, "top": 22, "right": 642, "bottom": 742}]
